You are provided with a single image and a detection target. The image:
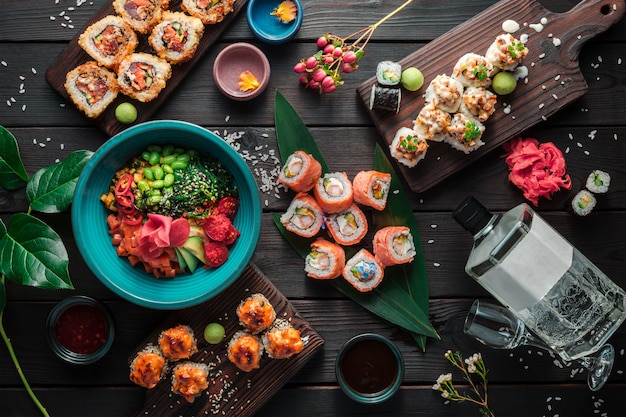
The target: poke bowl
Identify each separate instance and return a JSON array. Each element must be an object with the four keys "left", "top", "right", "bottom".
[{"left": 72, "top": 120, "right": 262, "bottom": 309}]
